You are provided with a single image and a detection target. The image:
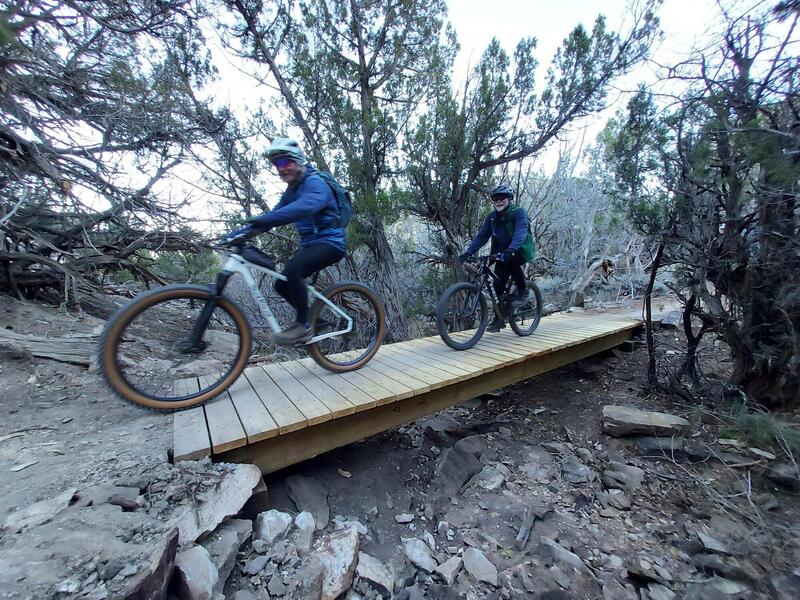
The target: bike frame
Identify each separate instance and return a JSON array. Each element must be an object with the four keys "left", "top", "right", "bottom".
[{"left": 187, "top": 249, "right": 353, "bottom": 349}]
